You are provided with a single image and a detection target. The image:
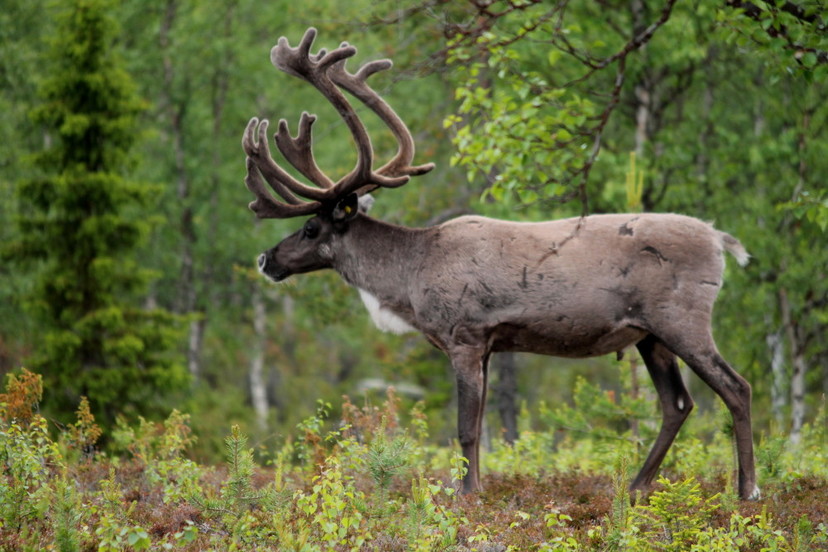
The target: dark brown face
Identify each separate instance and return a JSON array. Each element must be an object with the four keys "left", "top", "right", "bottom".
[
  {"left": 257, "top": 193, "right": 360, "bottom": 282},
  {"left": 257, "top": 216, "right": 337, "bottom": 282}
]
